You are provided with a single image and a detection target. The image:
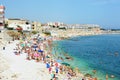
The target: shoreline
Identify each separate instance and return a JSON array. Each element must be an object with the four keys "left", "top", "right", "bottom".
[
  {"left": 0, "top": 32, "right": 84, "bottom": 80},
  {"left": 54, "top": 34, "right": 120, "bottom": 80}
]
